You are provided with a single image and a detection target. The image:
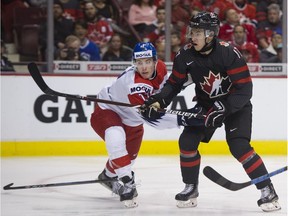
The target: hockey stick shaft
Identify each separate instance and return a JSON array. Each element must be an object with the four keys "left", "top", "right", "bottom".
[
  {"left": 3, "top": 178, "right": 117, "bottom": 190},
  {"left": 251, "top": 166, "right": 287, "bottom": 185},
  {"left": 27, "top": 62, "right": 205, "bottom": 119},
  {"left": 203, "top": 165, "right": 287, "bottom": 191},
  {"left": 27, "top": 63, "right": 136, "bottom": 108}
]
